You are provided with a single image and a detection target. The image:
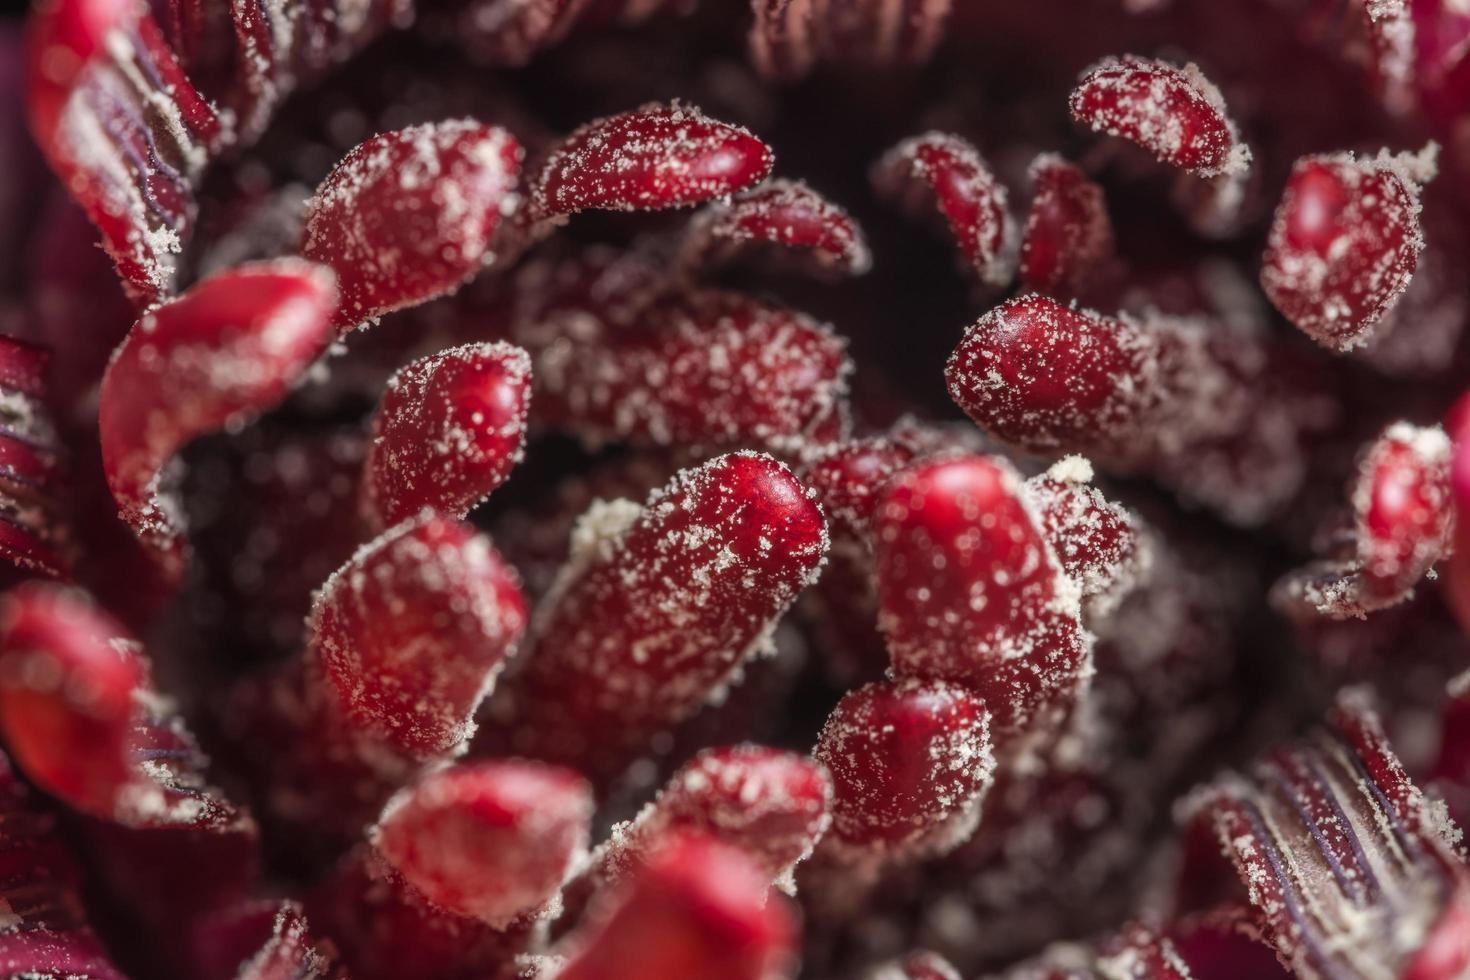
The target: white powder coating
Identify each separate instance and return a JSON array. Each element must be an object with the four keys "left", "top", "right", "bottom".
[
  {"left": 516, "top": 450, "right": 829, "bottom": 734},
  {"left": 533, "top": 100, "right": 773, "bottom": 217},
  {"left": 1364, "top": 0, "right": 1418, "bottom": 116},
  {"left": 1070, "top": 55, "right": 1253, "bottom": 179},
  {"left": 53, "top": 21, "right": 218, "bottom": 303},
  {"left": 534, "top": 294, "right": 852, "bottom": 460},
  {"left": 1274, "top": 421, "right": 1453, "bottom": 621},
  {"left": 874, "top": 131, "right": 1017, "bottom": 287},
  {"left": 815, "top": 678, "right": 996, "bottom": 864},
  {"left": 363, "top": 341, "right": 532, "bottom": 526},
  {"left": 1184, "top": 697, "right": 1468, "bottom": 980},
  {"left": 302, "top": 120, "right": 522, "bottom": 328},
  {"left": 588, "top": 746, "right": 832, "bottom": 897},
  {"left": 307, "top": 513, "right": 525, "bottom": 758},
  {"left": 1261, "top": 146, "right": 1436, "bottom": 352},
  {"left": 680, "top": 178, "right": 873, "bottom": 277}
]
